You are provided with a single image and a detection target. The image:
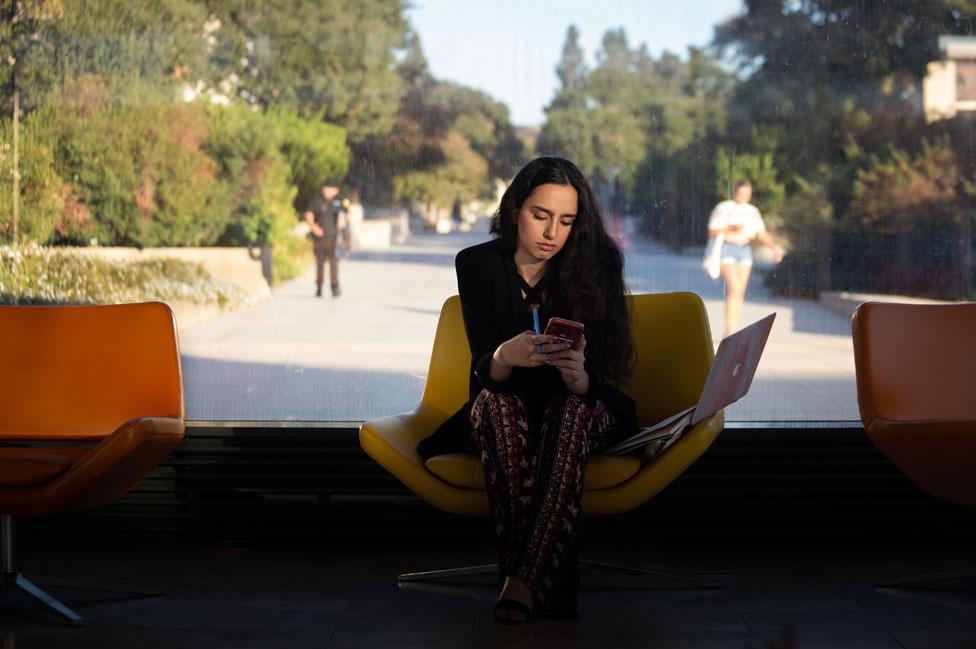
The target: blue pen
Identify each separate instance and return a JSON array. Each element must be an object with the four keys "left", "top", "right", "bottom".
[{"left": 531, "top": 304, "right": 542, "bottom": 353}]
